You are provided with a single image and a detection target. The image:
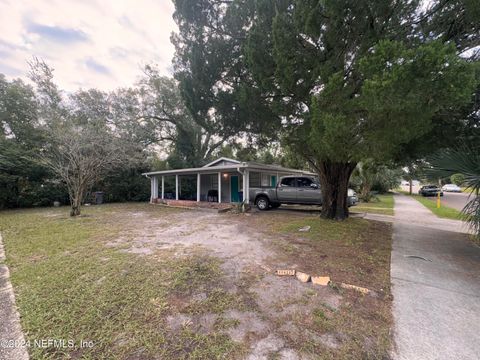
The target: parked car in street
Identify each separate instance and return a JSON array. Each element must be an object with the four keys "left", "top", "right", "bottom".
[
  {"left": 441, "top": 184, "right": 462, "bottom": 193},
  {"left": 418, "top": 185, "right": 444, "bottom": 197},
  {"left": 249, "top": 175, "right": 358, "bottom": 210}
]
